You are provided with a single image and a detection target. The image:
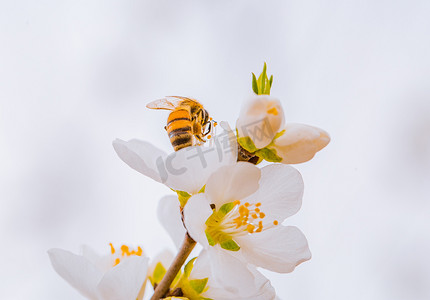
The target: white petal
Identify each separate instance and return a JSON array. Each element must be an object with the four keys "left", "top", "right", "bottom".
[
  {"left": 48, "top": 248, "right": 102, "bottom": 299},
  {"left": 243, "top": 164, "right": 303, "bottom": 223},
  {"left": 162, "top": 139, "right": 236, "bottom": 194},
  {"left": 272, "top": 123, "right": 330, "bottom": 164},
  {"left": 236, "top": 226, "right": 311, "bottom": 273},
  {"left": 205, "top": 162, "right": 261, "bottom": 208},
  {"left": 193, "top": 250, "right": 276, "bottom": 300},
  {"left": 237, "top": 95, "right": 285, "bottom": 149},
  {"left": 81, "top": 245, "right": 112, "bottom": 274},
  {"left": 183, "top": 194, "right": 213, "bottom": 247},
  {"left": 112, "top": 139, "right": 167, "bottom": 182},
  {"left": 204, "top": 247, "right": 256, "bottom": 297},
  {"left": 97, "top": 256, "right": 149, "bottom": 300},
  {"left": 157, "top": 195, "right": 186, "bottom": 249}
]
